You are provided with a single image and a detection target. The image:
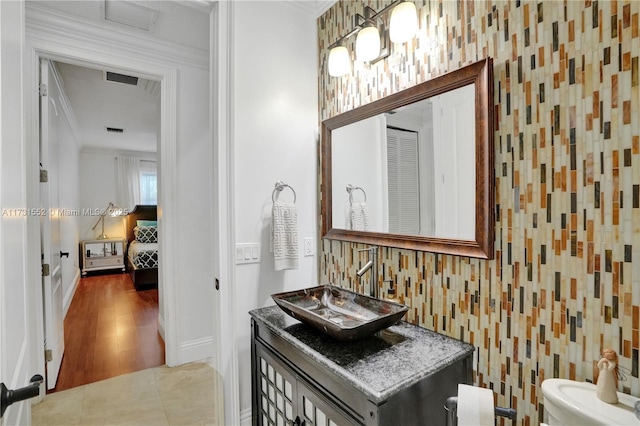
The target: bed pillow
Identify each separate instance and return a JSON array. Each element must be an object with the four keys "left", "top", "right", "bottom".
[
  {"left": 137, "top": 220, "right": 157, "bottom": 227},
  {"left": 134, "top": 225, "right": 158, "bottom": 243}
]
